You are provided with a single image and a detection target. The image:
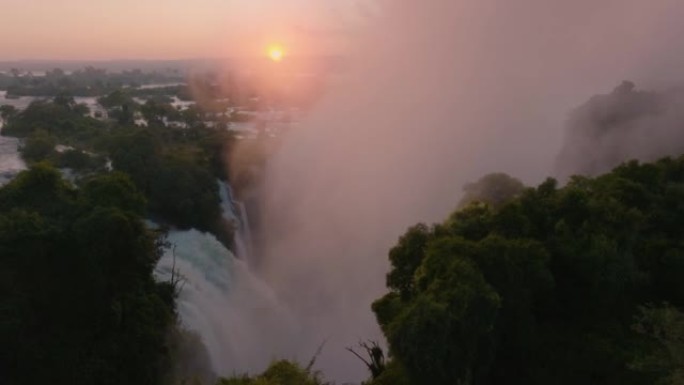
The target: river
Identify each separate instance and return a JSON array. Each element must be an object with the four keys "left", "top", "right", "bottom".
[{"left": 0, "top": 135, "right": 25, "bottom": 186}]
